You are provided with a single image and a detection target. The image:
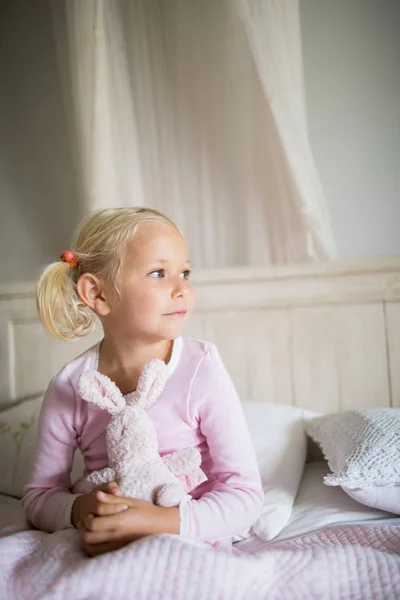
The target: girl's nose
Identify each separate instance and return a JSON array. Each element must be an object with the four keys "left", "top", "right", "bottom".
[{"left": 172, "top": 278, "right": 188, "bottom": 298}]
